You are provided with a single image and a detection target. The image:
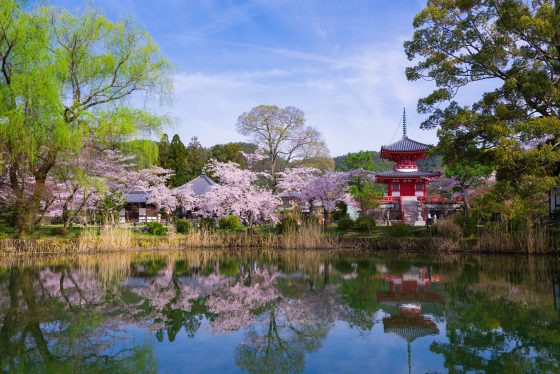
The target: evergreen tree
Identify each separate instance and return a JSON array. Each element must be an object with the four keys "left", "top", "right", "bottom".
[
  {"left": 158, "top": 134, "right": 171, "bottom": 170},
  {"left": 185, "top": 137, "right": 207, "bottom": 180},
  {"left": 169, "top": 135, "right": 187, "bottom": 187}
]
